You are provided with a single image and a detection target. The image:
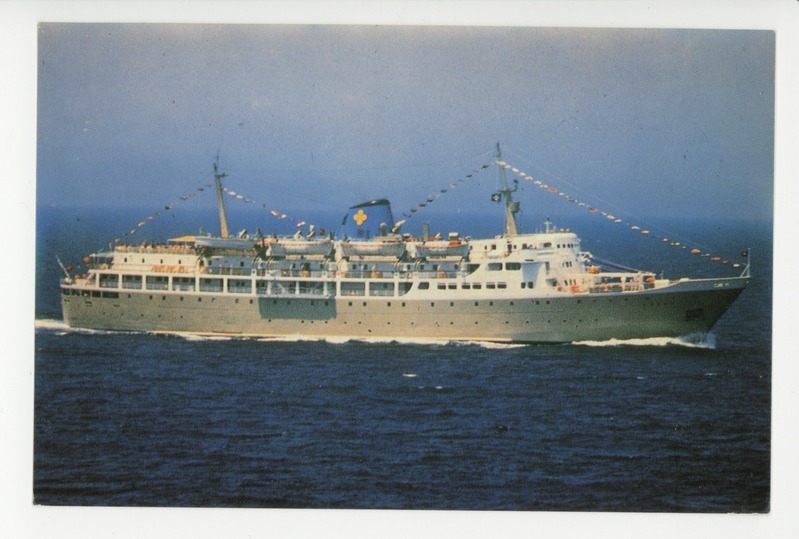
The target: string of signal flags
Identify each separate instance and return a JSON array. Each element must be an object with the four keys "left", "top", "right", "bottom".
[
  {"left": 493, "top": 158, "right": 749, "bottom": 270},
  {"left": 106, "top": 155, "right": 748, "bottom": 271}
]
